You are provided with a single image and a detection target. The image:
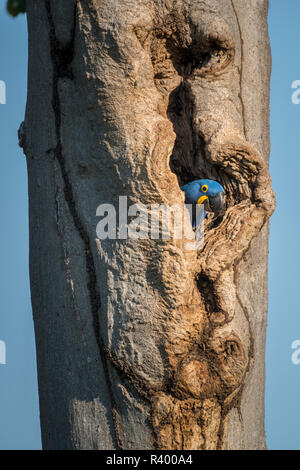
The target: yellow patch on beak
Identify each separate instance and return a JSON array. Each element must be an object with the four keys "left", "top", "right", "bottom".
[{"left": 197, "top": 195, "right": 208, "bottom": 205}]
